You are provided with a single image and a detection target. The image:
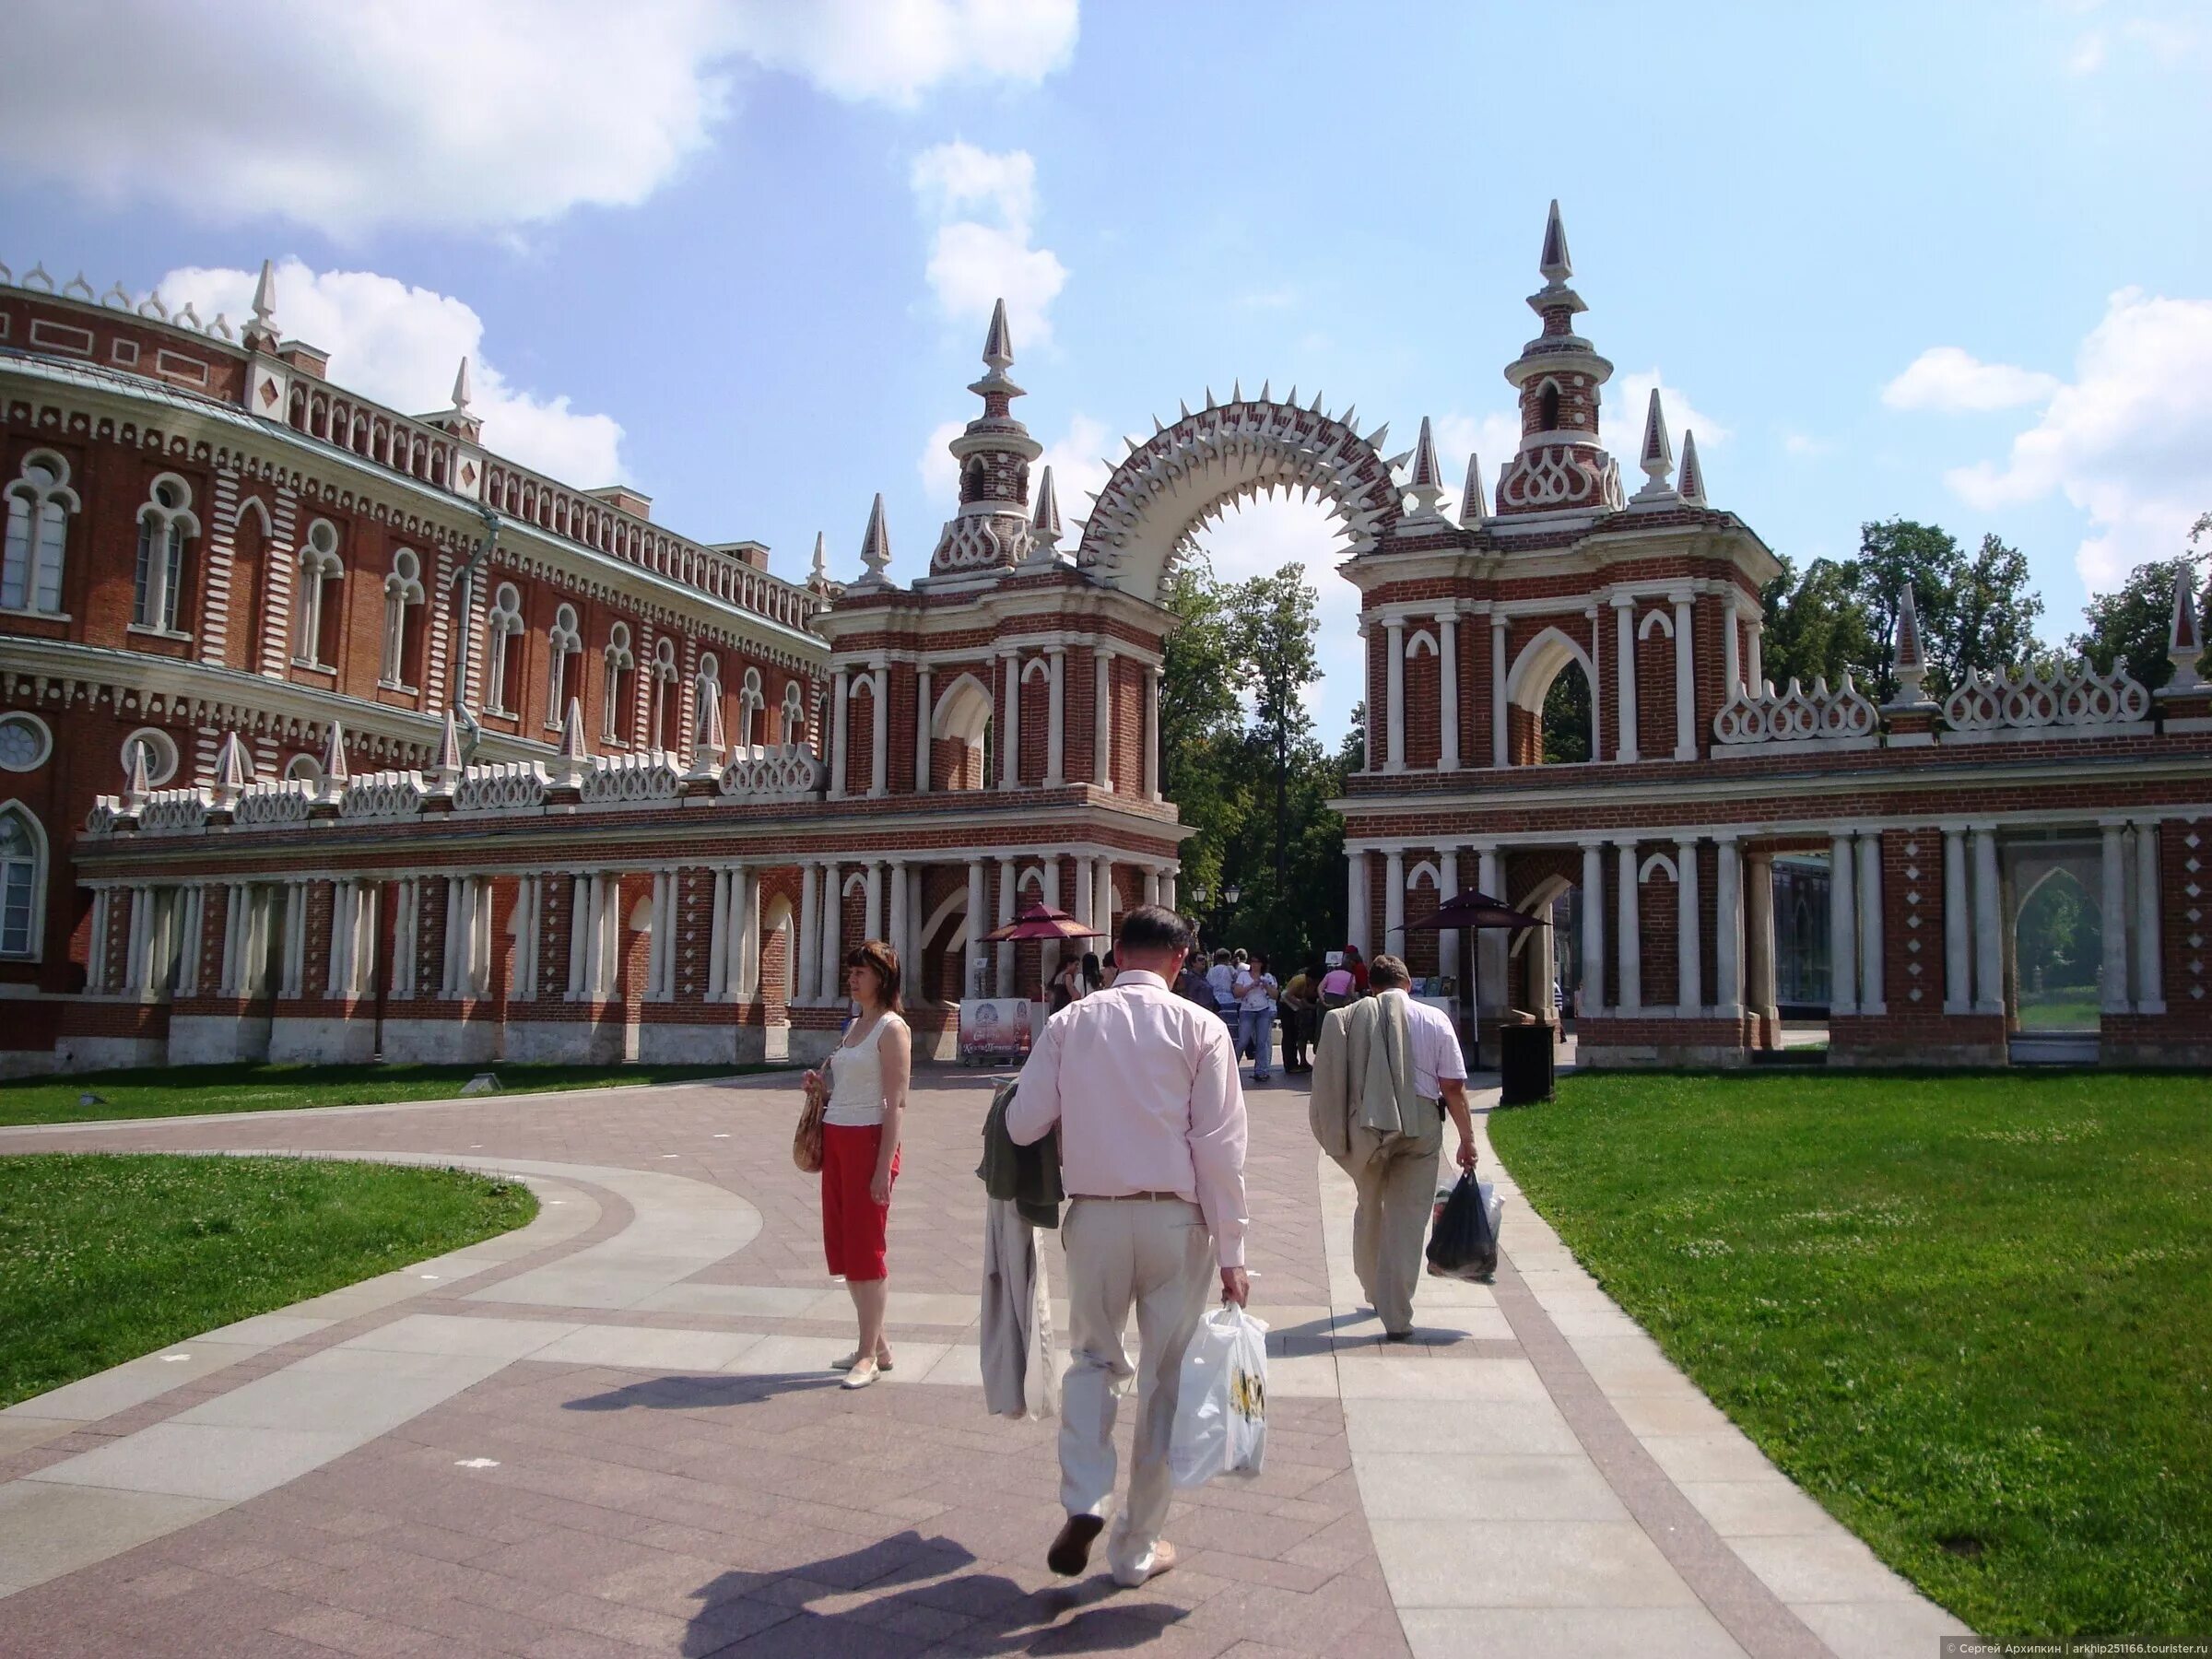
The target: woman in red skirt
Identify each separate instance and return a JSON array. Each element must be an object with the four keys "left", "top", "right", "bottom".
[{"left": 803, "top": 940, "right": 910, "bottom": 1389}]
